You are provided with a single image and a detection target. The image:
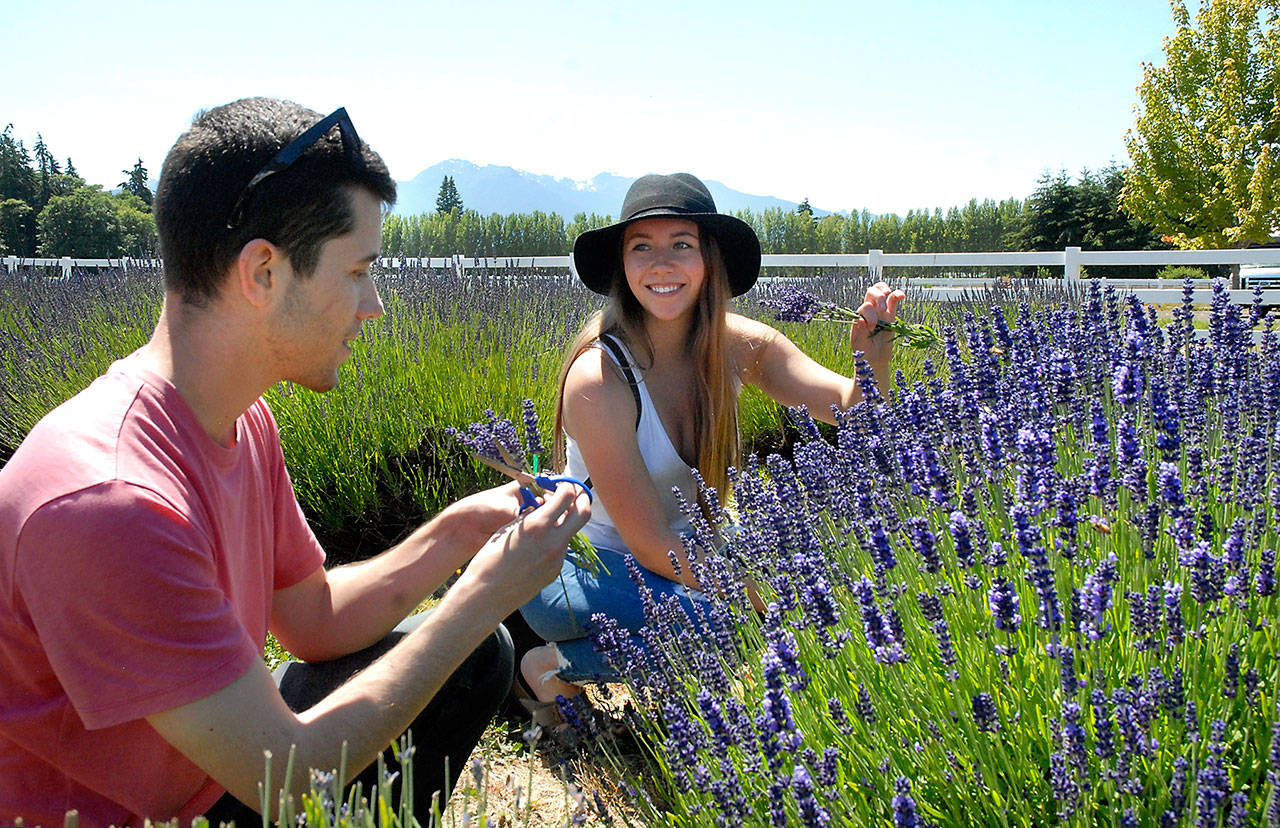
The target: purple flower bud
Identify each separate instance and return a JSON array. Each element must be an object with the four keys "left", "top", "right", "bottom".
[
  {"left": 988, "top": 577, "right": 1022, "bottom": 632},
  {"left": 972, "top": 692, "right": 1000, "bottom": 732},
  {"left": 891, "top": 777, "right": 920, "bottom": 828}
]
